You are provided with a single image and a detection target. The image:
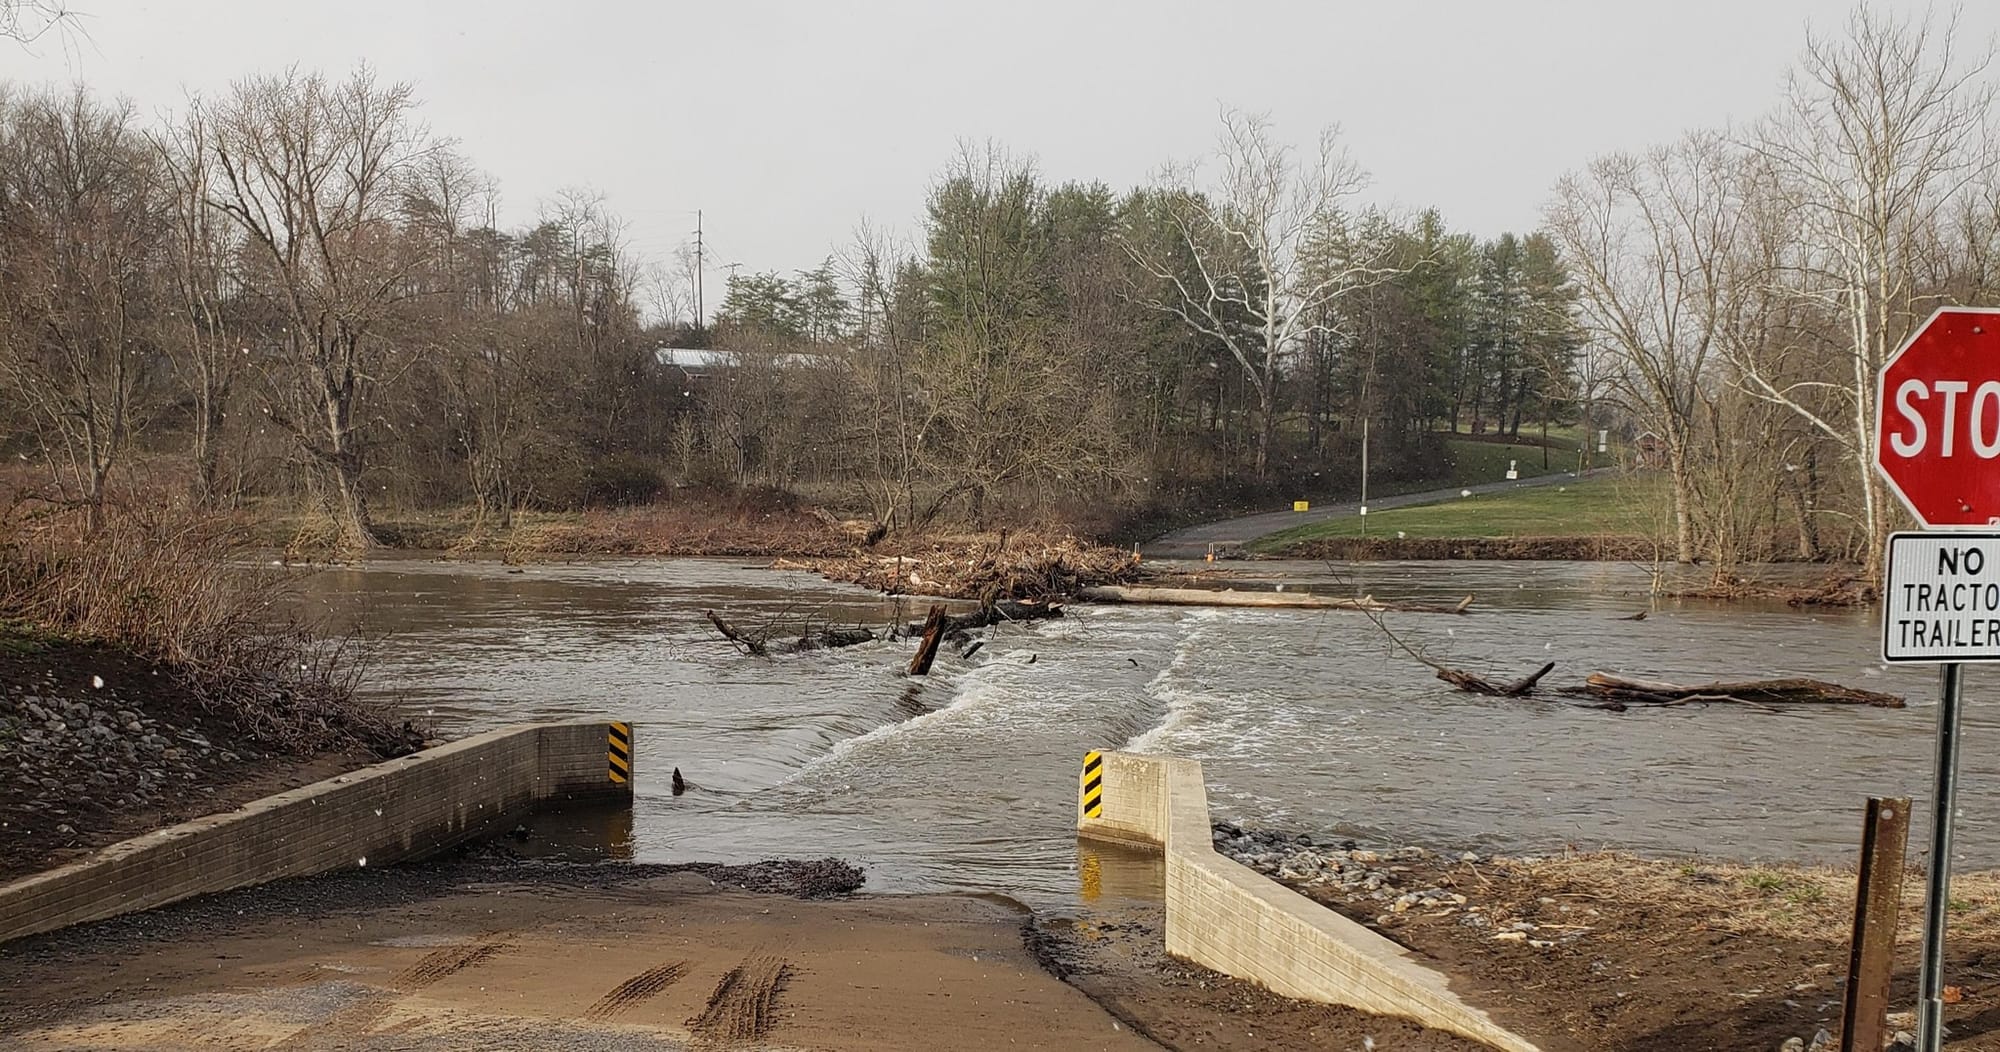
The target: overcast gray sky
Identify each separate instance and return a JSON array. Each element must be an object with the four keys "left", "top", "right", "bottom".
[{"left": 8, "top": 0, "right": 1995, "bottom": 303}]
